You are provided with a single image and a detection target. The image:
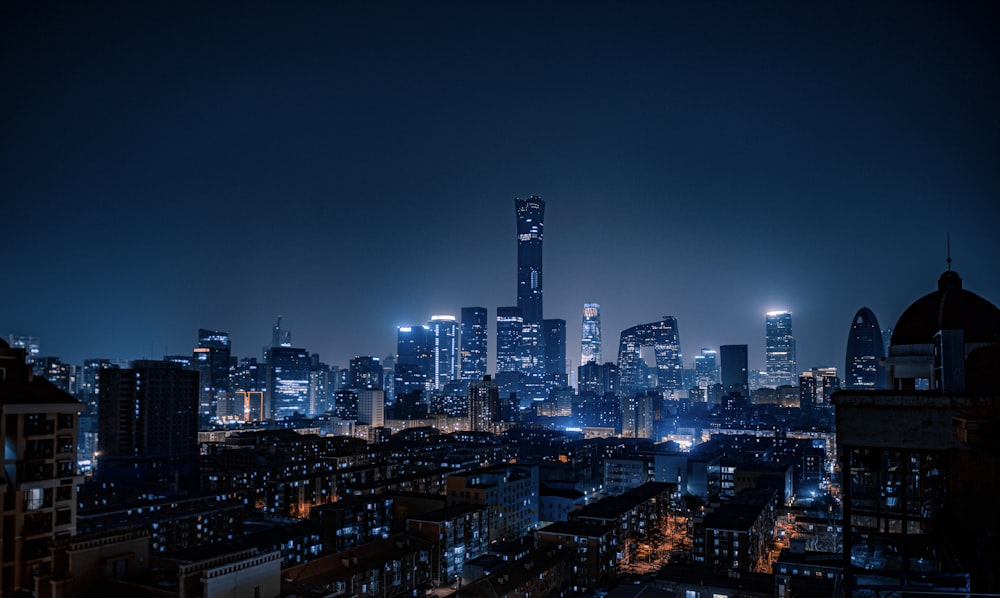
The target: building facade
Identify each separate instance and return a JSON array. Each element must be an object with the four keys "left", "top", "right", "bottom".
[{"left": 765, "top": 310, "right": 797, "bottom": 388}]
